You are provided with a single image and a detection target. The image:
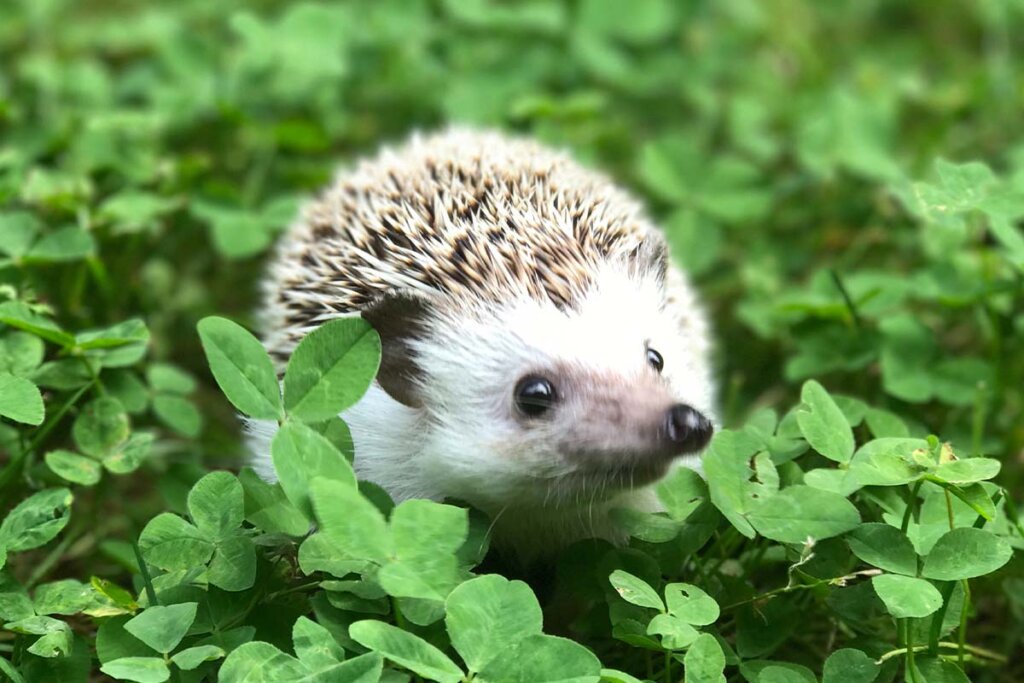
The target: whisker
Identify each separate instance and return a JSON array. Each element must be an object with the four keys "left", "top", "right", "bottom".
[{"left": 484, "top": 503, "right": 512, "bottom": 543}]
